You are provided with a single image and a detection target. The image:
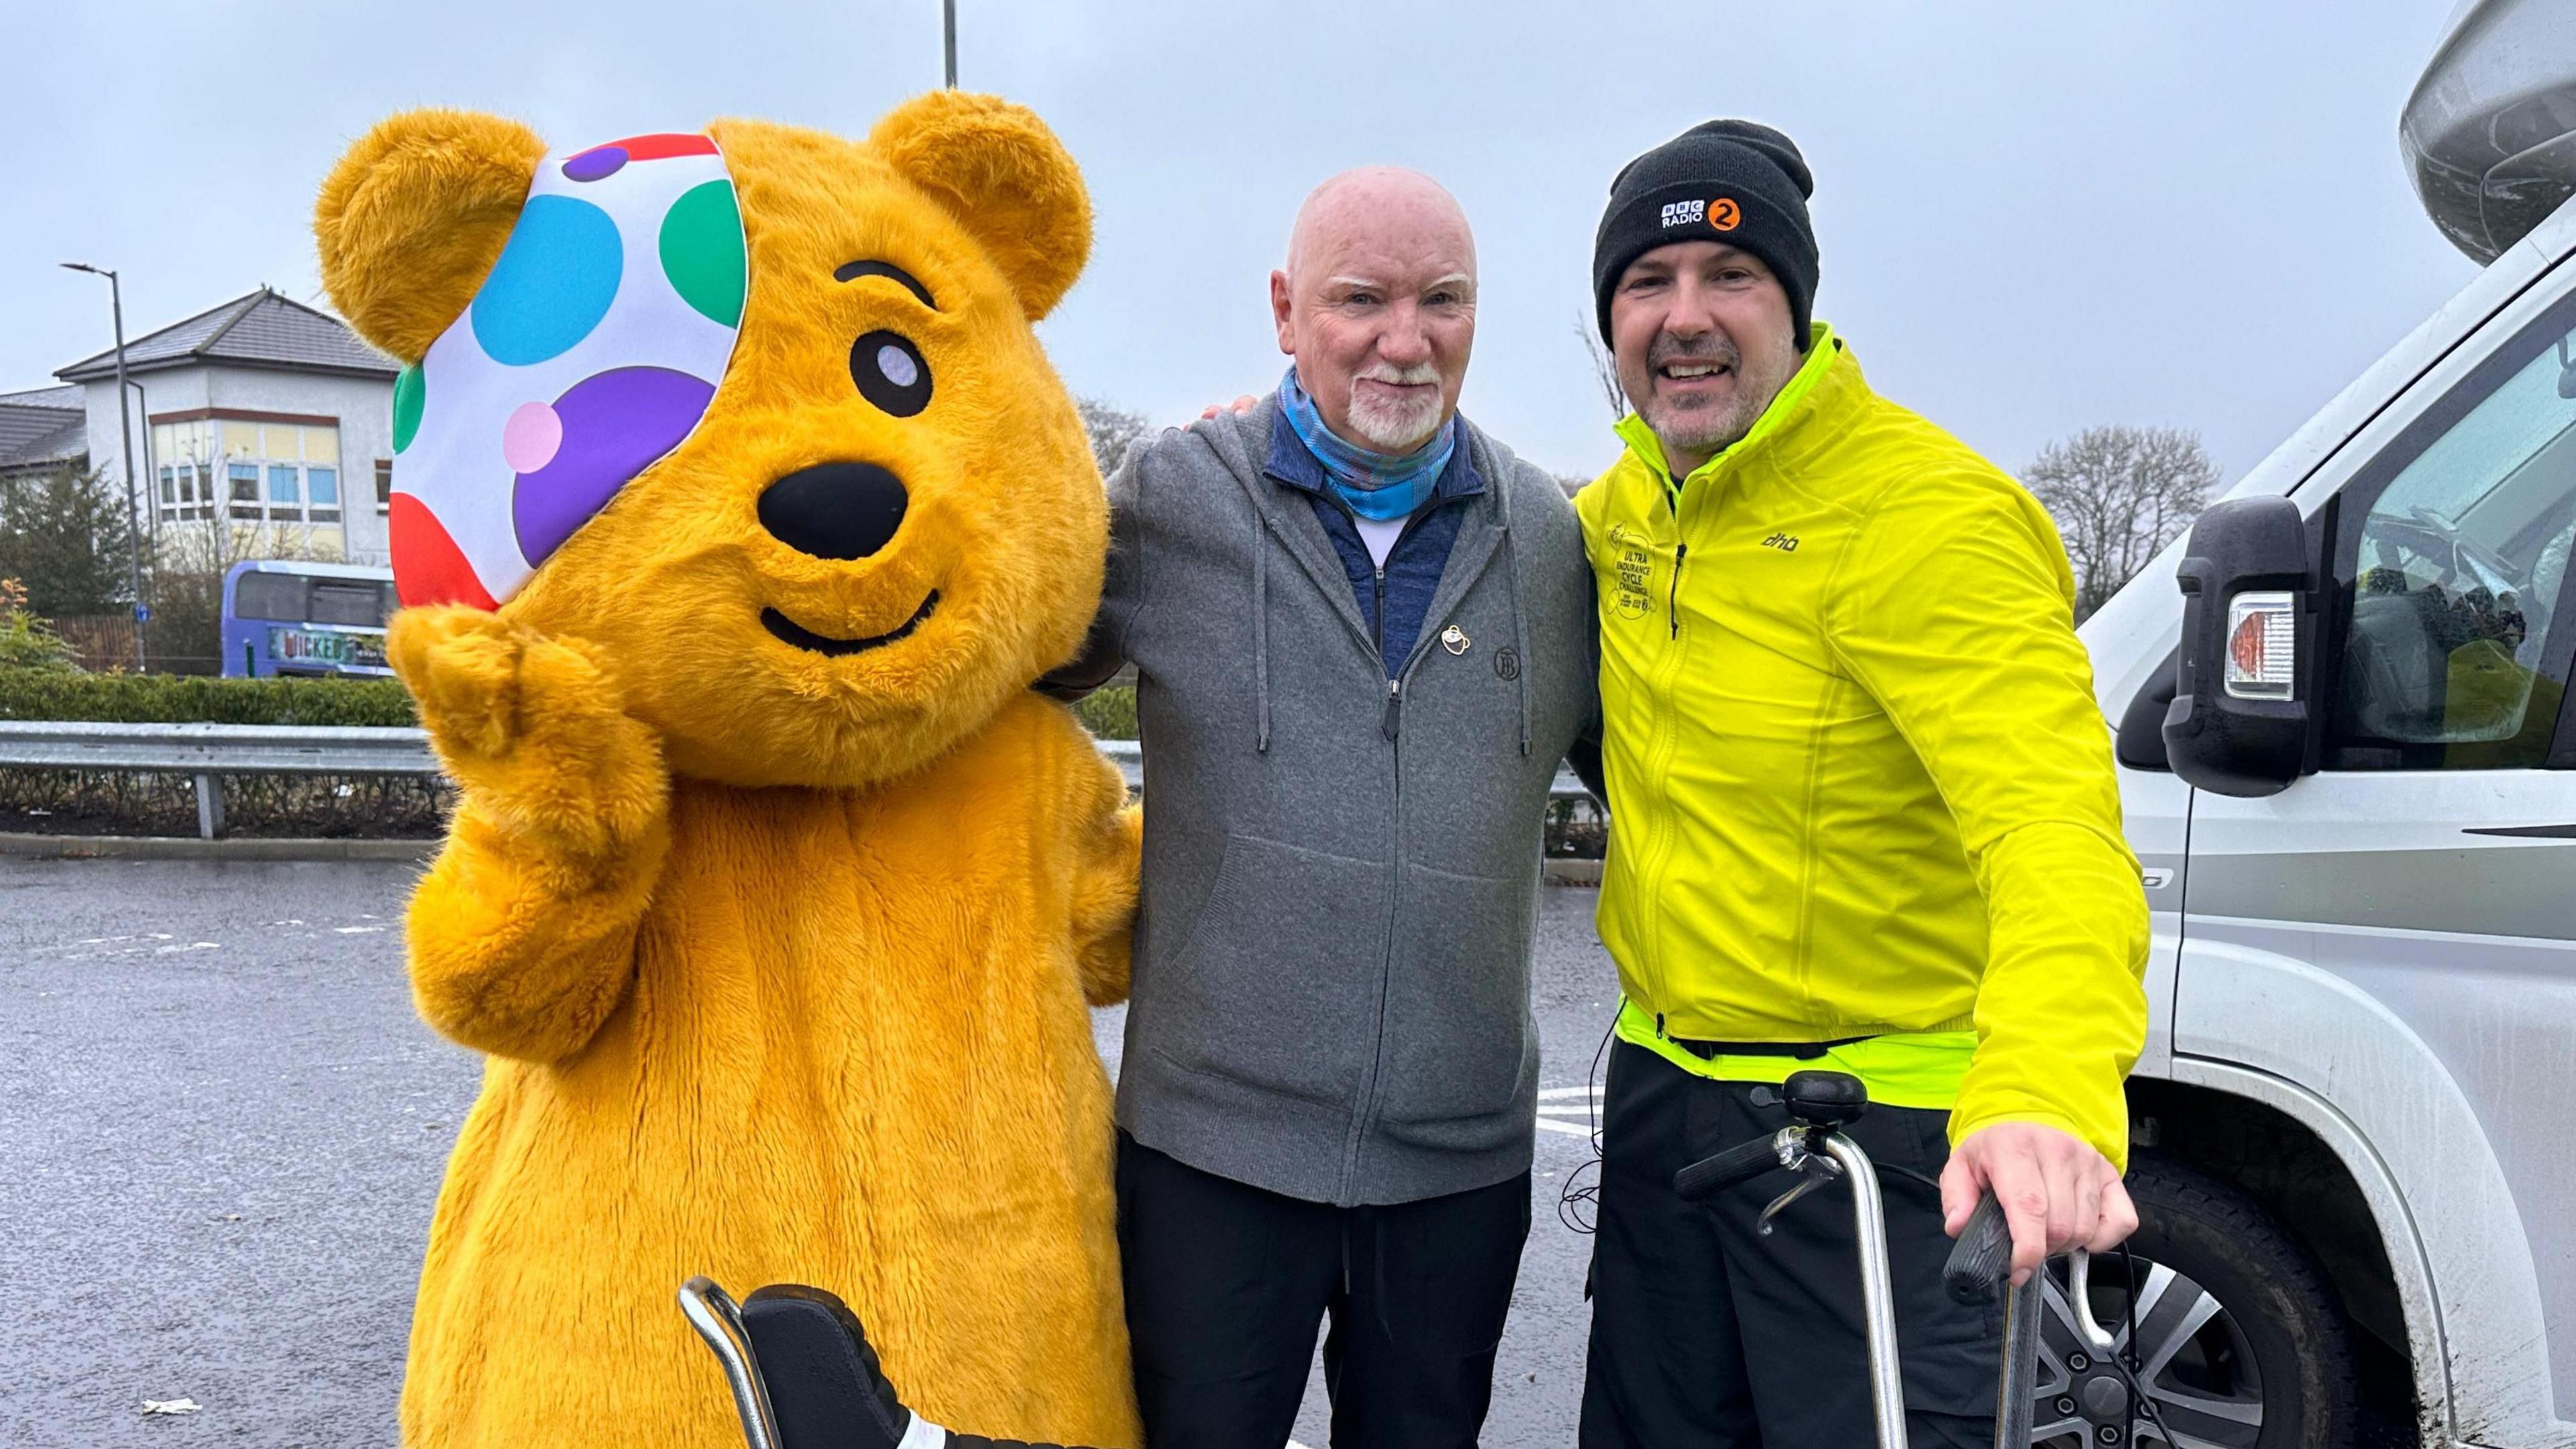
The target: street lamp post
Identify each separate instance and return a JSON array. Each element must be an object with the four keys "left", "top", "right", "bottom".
[
  {"left": 127, "top": 379, "right": 156, "bottom": 559},
  {"left": 62, "top": 261, "right": 149, "bottom": 672},
  {"left": 943, "top": 0, "right": 957, "bottom": 87}
]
